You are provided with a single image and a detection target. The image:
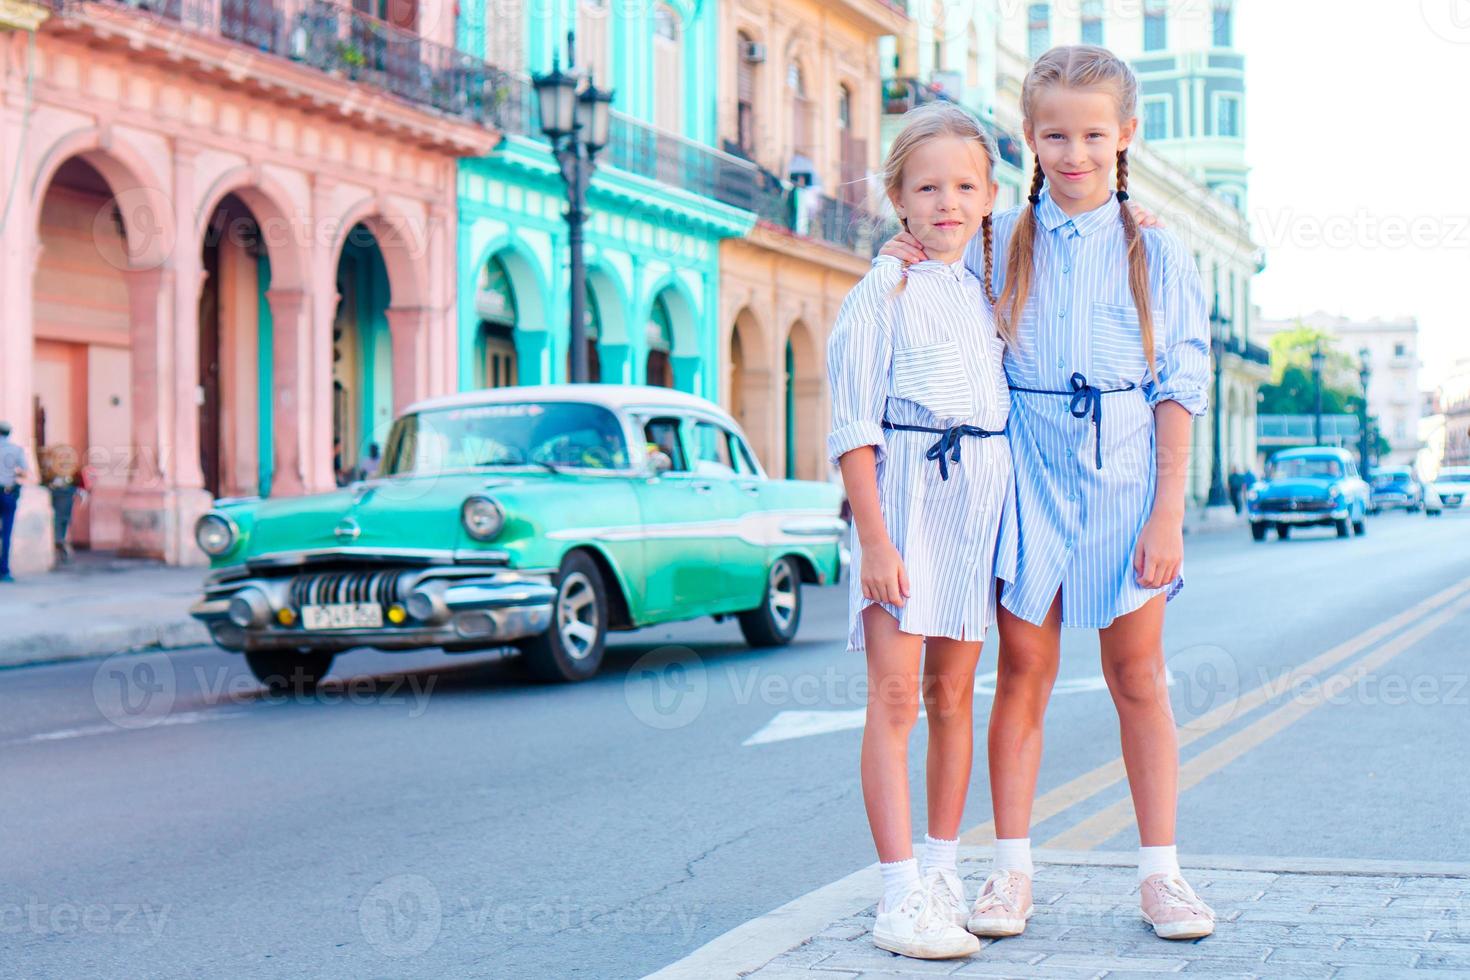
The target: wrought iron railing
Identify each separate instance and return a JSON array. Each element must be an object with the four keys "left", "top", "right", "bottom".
[
  {"left": 882, "top": 76, "right": 1025, "bottom": 170},
  {"left": 44, "top": 0, "right": 502, "bottom": 124},
  {"left": 1223, "top": 335, "right": 1271, "bottom": 366}
]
